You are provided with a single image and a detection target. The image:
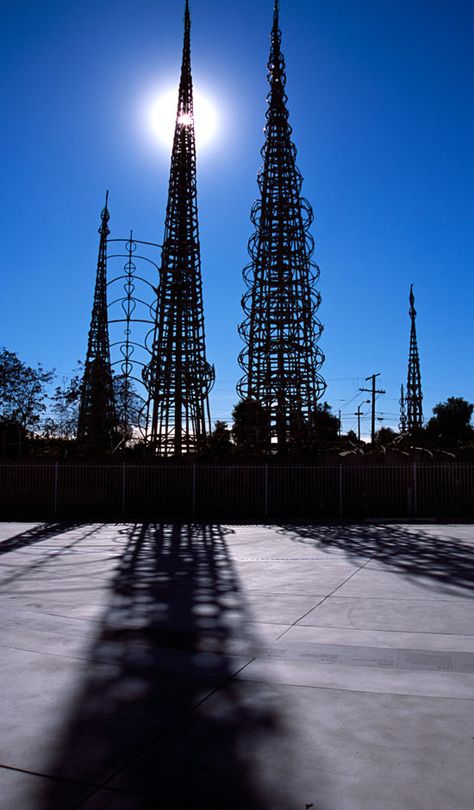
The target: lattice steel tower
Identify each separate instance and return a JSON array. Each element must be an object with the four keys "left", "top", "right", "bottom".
[
  {"left": 145, "top": 0, "right": 214, "bottom": 456},
  {"left": 406, "top": 284, "right": 423, "bottom": 431},
  {"left": 237, "top": 0, "right": 325, "bottom": 453},
  {"left": 77, "top": 192, "right": 118, "bottom": 451}
]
